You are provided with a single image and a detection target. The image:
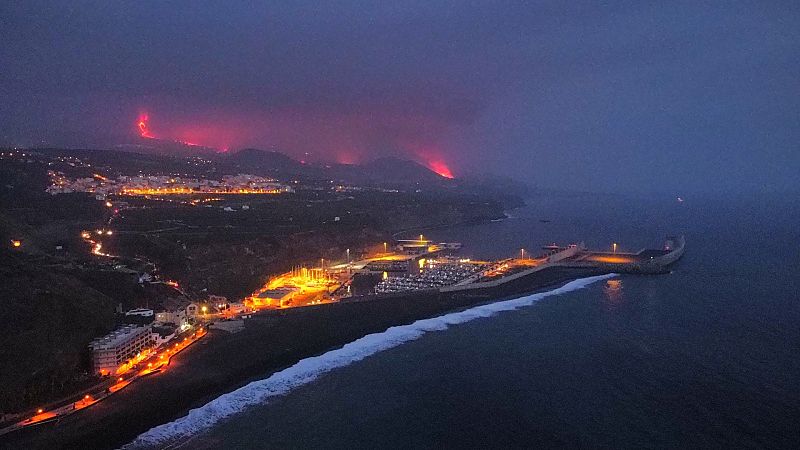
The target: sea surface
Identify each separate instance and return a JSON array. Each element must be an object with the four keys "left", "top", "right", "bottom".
[{"left": 134, "top": 192, "right": 800, "bottom": 449}]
